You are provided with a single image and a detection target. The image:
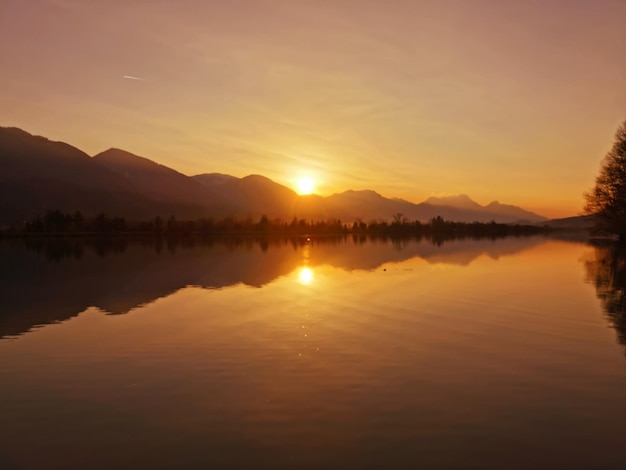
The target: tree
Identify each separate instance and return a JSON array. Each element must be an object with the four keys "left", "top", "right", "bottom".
[{"left": 584, "top": 119, "right": 626, "bottom": 240}]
